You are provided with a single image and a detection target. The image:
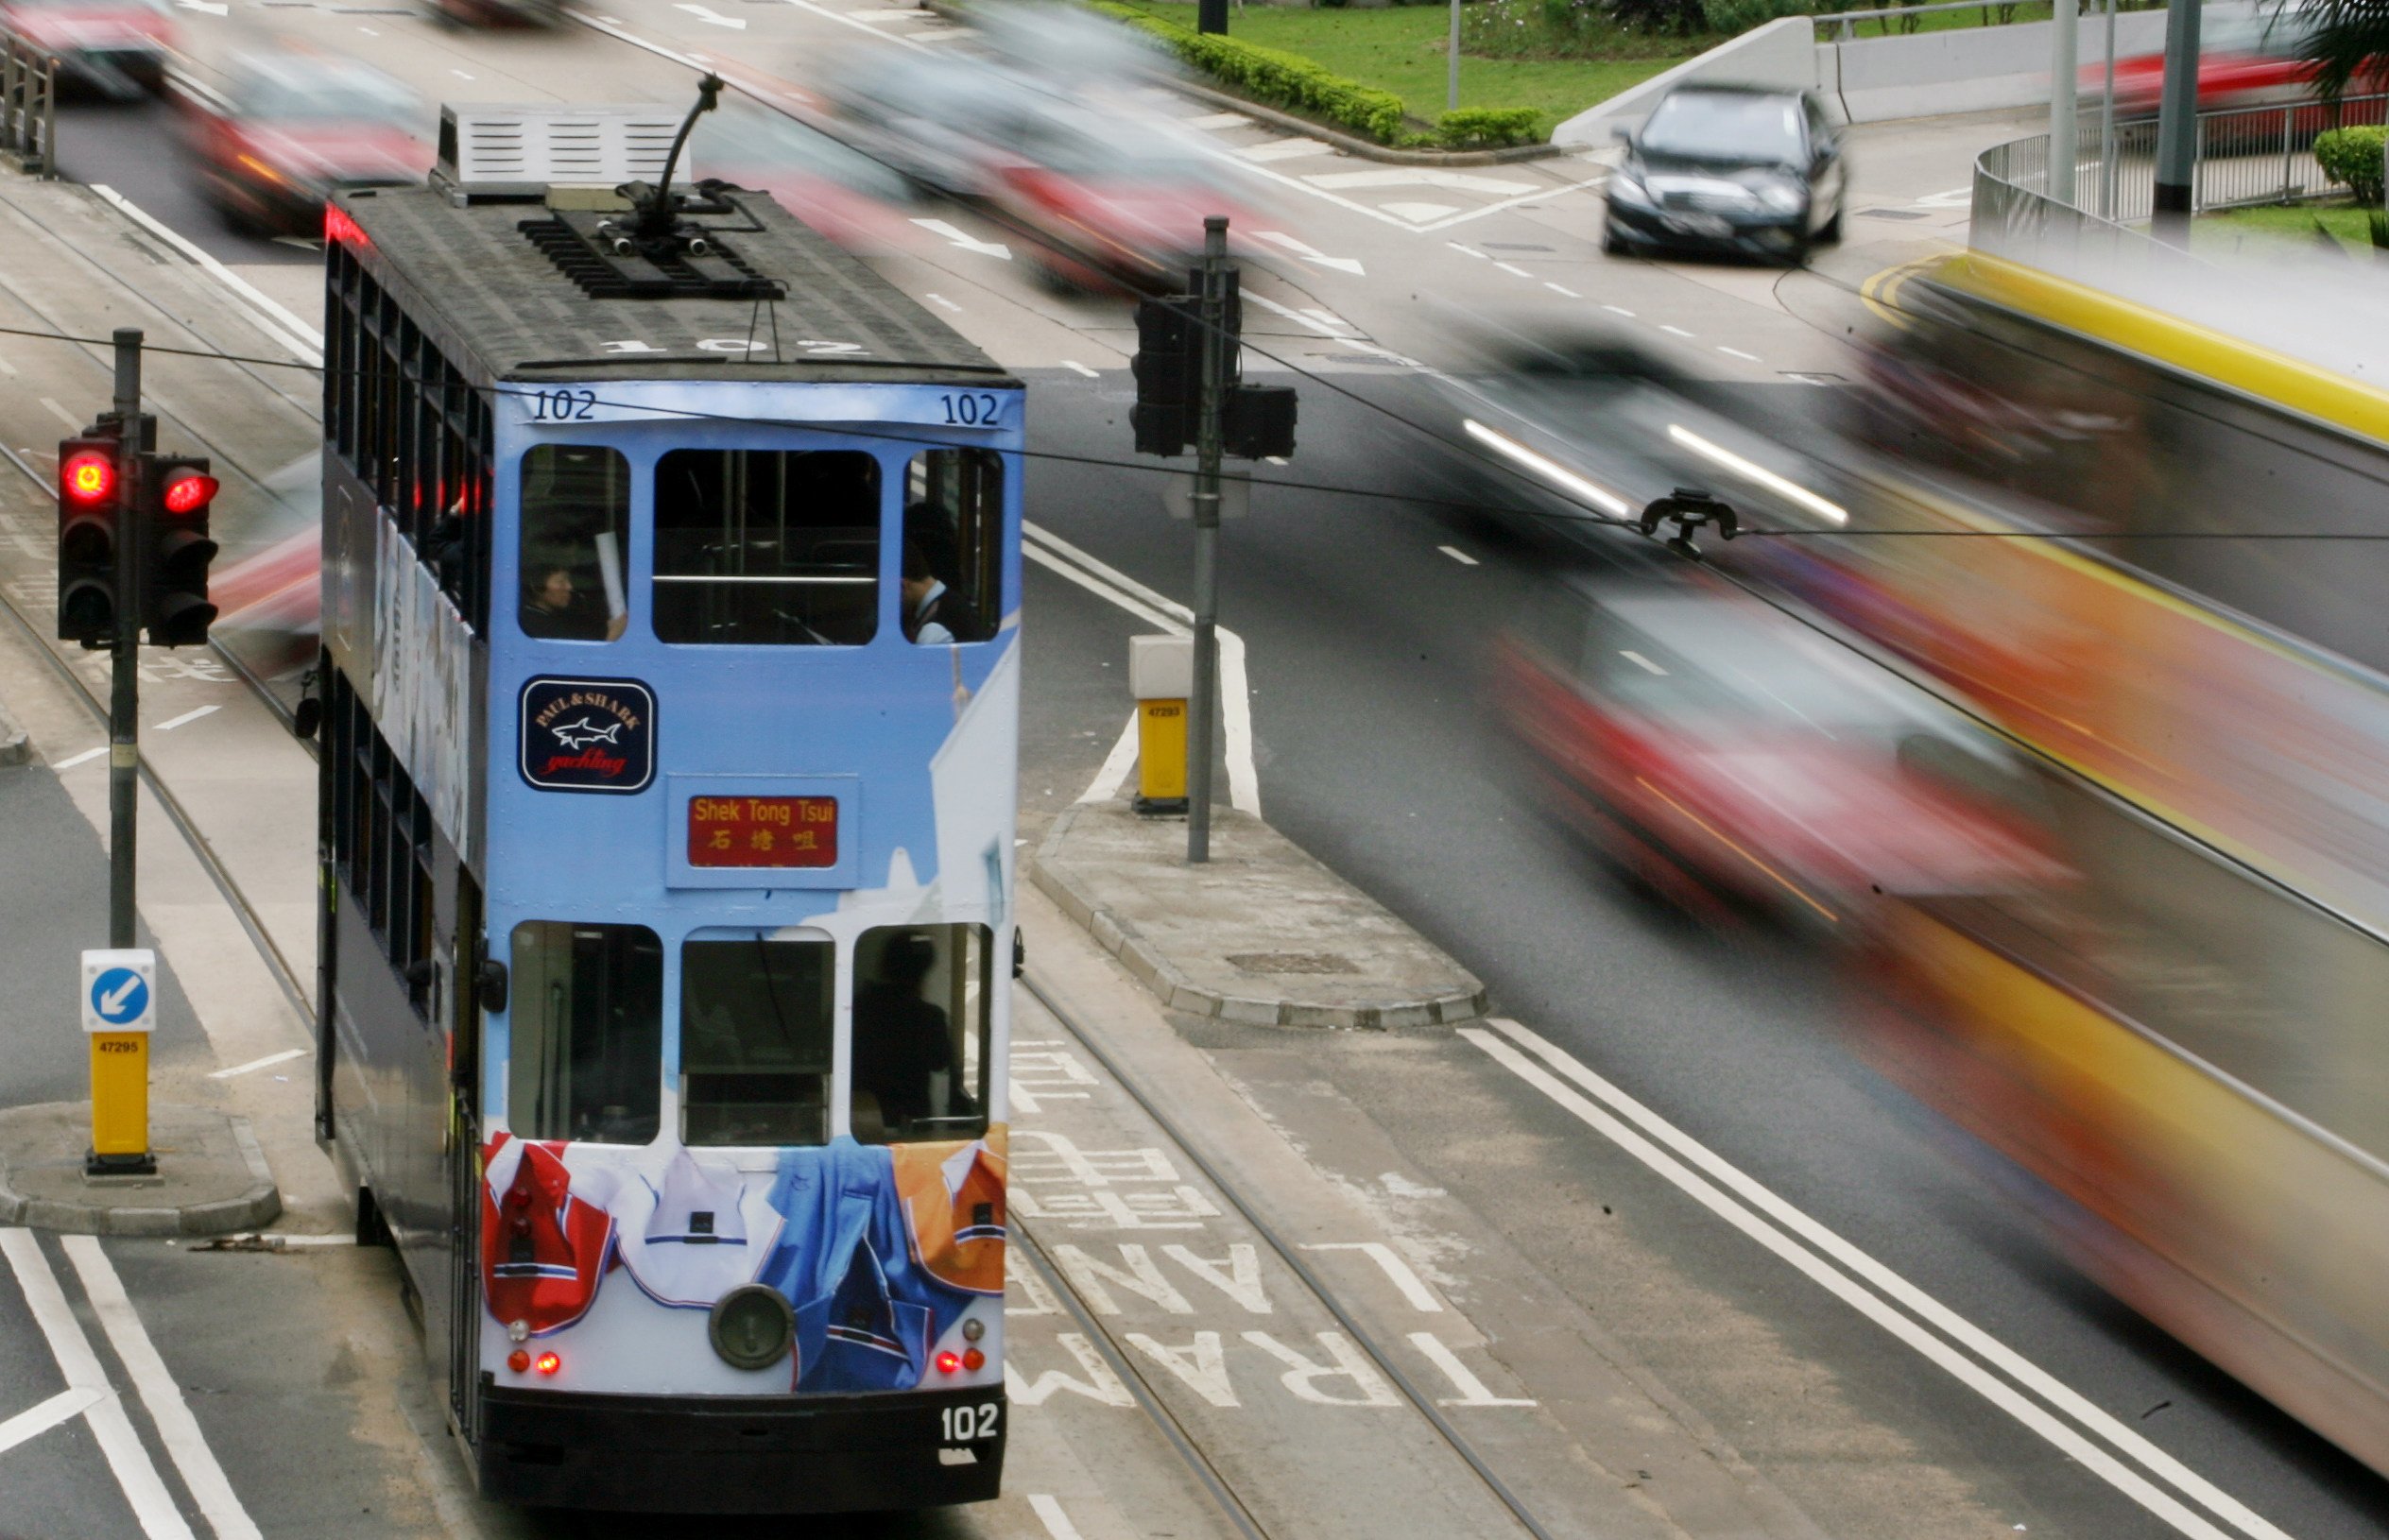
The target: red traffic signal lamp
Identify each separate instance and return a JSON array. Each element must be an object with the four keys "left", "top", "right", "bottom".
[
  {"left": 142, "top": 453, "right": 219, "bottom": 647},
  {"left": 56, "top": 434, "right": 124, "bottom": 646}
]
